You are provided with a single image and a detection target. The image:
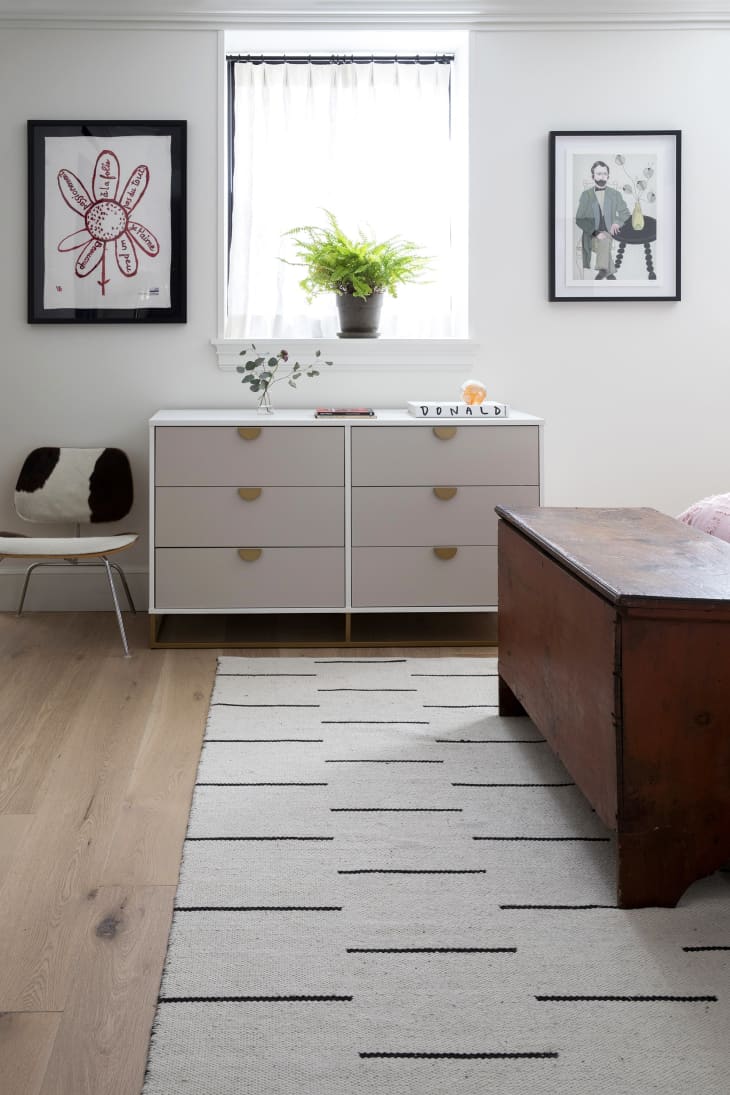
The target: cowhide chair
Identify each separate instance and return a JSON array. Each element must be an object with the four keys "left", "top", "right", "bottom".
[{"left": 0, "top": 447, "right": 138, "bottom": 656}]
